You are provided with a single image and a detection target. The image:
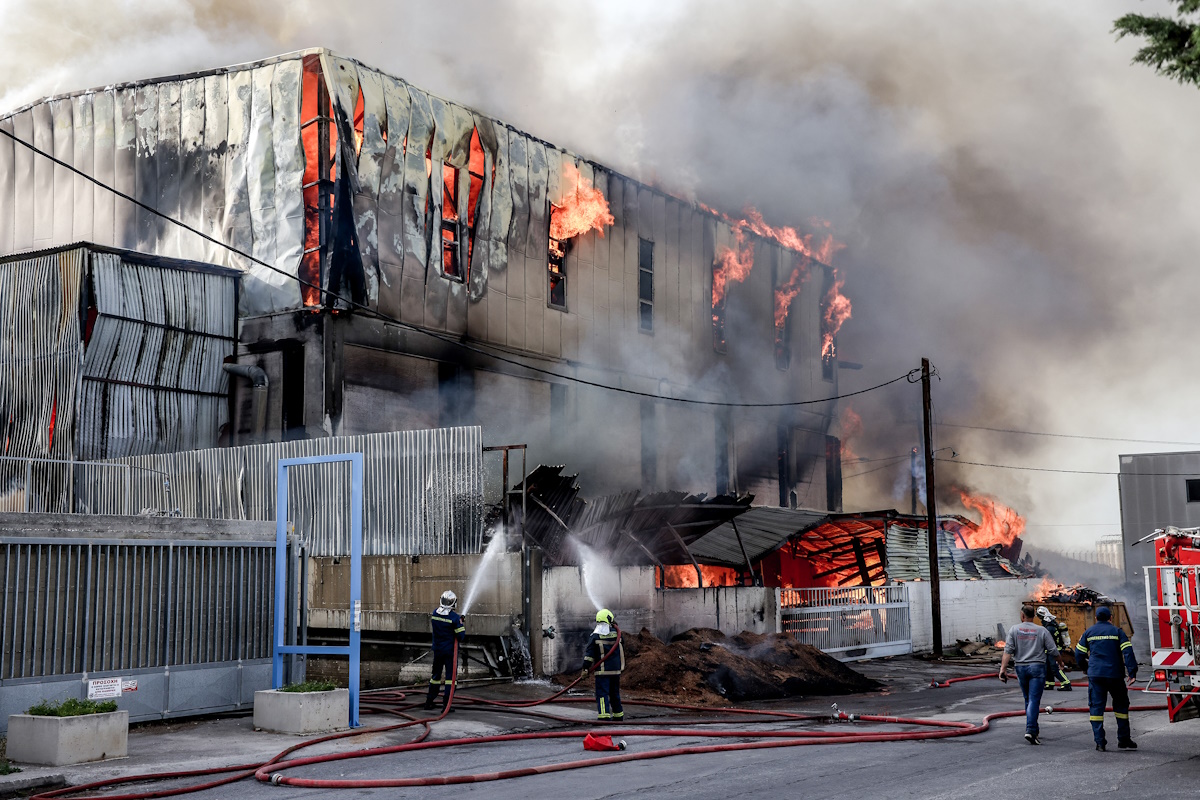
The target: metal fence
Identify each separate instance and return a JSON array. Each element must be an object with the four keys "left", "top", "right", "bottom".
[
  {"left": 778, "top": 585, "right": 912, "bottom": 661},
  {"left": 104, "top": 427, "right": 485, "bottom": 556},
  {"left": 0, "top": 538, "right": 274, "bottom": 680}
]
